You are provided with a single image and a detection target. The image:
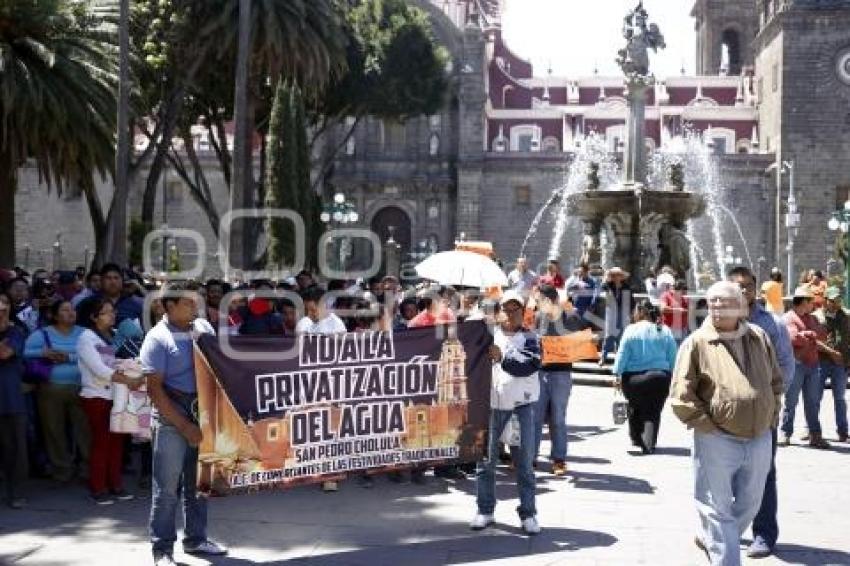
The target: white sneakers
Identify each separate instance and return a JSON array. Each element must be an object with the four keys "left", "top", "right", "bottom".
[
  {"left": 469, "top": 513, "right": 541, "bottom": 535},
  {"left": 521, "top": 516, "right": 541, "bottom": 535},
  {"left": 469, "top": 513, "right": 495, "bottom": 530}
]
